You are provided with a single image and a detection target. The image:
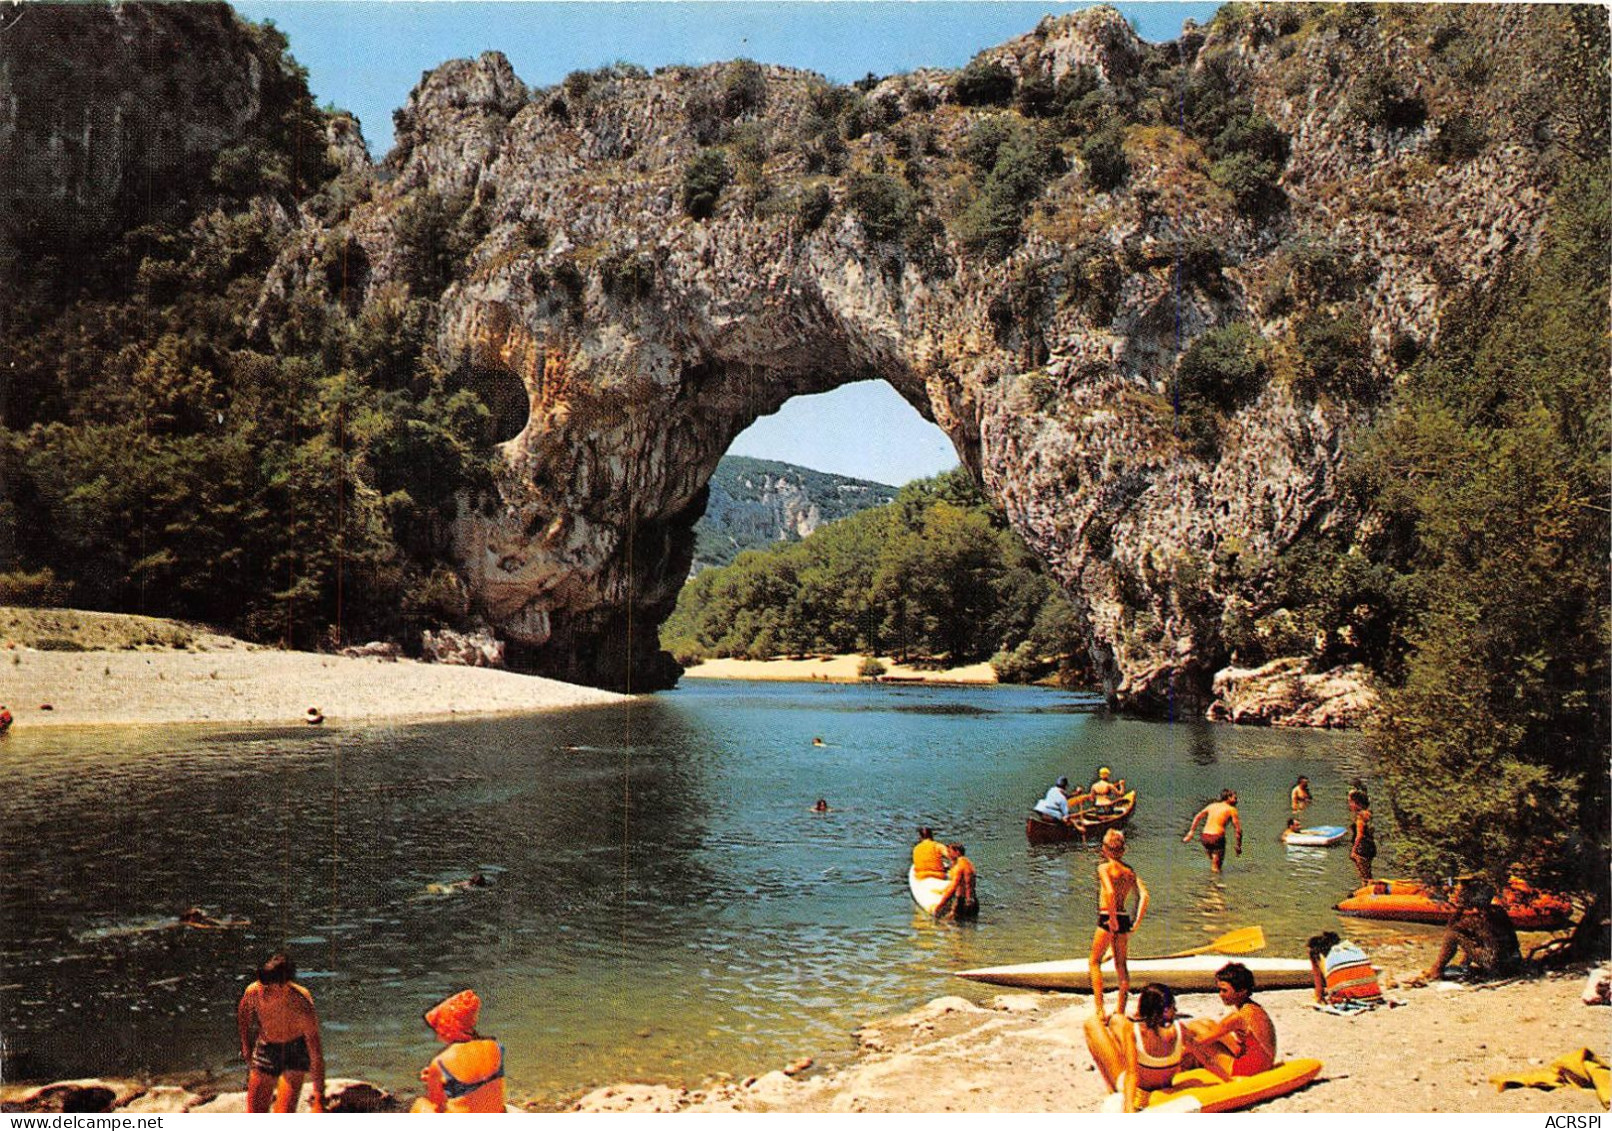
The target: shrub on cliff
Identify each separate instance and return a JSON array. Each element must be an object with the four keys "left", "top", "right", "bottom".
[
  {"left": 681, "top": 149, "right": 732, "bottom": 220},
  {"left": 845, "top": 169, "right": 915, "bottom": 244},
  {"left": 1177, "top": 323, "right": 1269, "bottom": 413},
  {"left": 1080, "top": 125, "right": 1129, "bottom": 192},
  {"left": 952, "top": 57, "right": 1015, "bottom": 106},
  {"left": 1358, "top": 161, "right": 1609, "bottom": 901}
]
